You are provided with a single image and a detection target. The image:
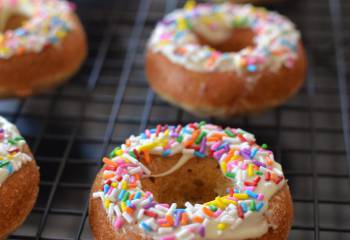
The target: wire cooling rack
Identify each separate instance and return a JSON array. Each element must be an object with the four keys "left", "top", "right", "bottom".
[{"left": 2, "top": 0, "right": 349, "bottom": 239}]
